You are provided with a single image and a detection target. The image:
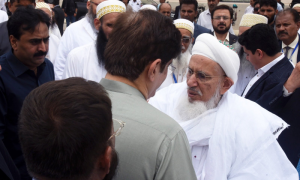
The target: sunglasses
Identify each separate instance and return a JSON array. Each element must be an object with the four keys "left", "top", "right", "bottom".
[
  {"left": 182, "top": 36, "right": 191, "bottom": 44},
  {"left": 108, "top": 118, "right": 126, "bottom": 141}
]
